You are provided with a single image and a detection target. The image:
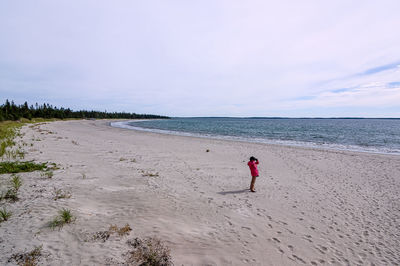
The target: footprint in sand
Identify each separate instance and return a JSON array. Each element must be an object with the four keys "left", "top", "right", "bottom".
[
  {"left": 303, "top": 235, "right": 313, "bottom": 243},
  {"left": 292, "top": 254, "right": 306, "bottom": 264},
  {"left": 272, "top": 237, "right": 281, "bottom": 243}
]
